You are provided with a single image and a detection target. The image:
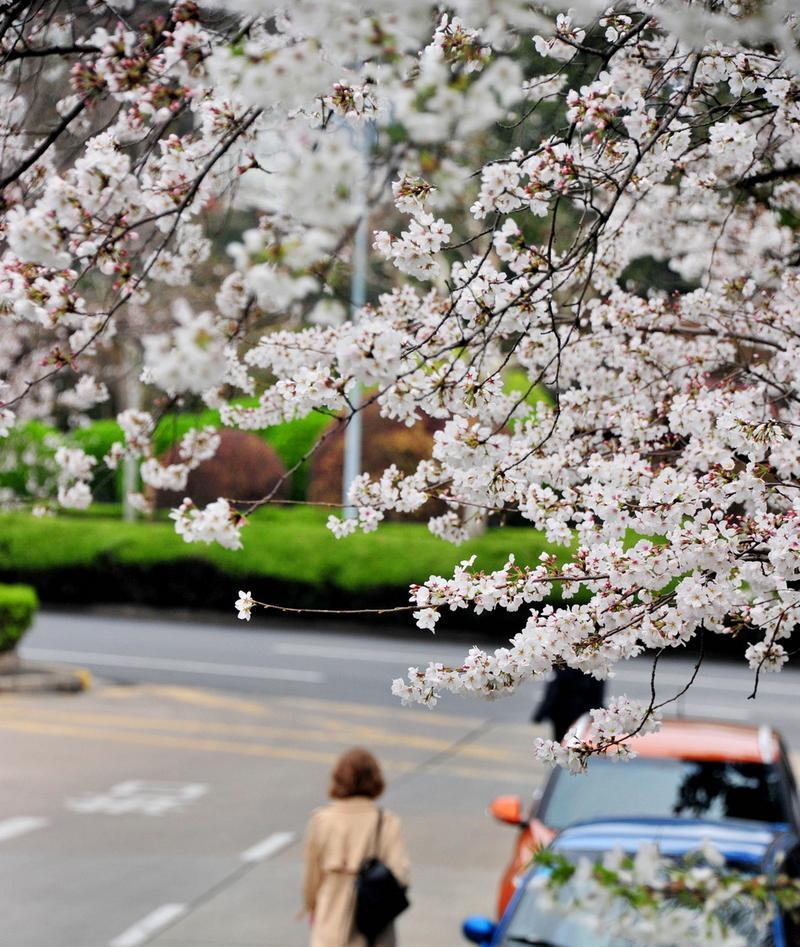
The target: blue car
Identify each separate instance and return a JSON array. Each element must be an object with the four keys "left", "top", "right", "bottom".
[{"left": 463, "top": 817, "right": 798, "bottom": 947}]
